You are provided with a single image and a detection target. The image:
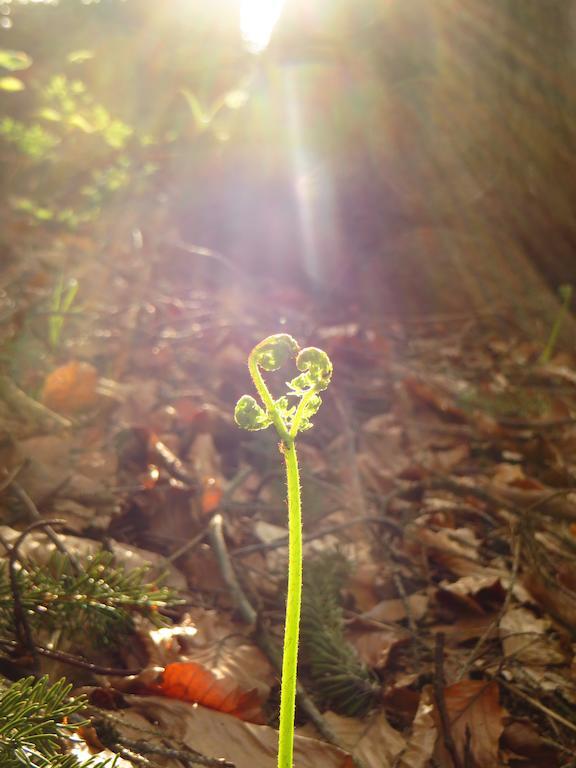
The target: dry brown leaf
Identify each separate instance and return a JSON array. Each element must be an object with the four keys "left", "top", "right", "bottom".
[
  {"left": 148, "top": 609, "right": 275, "bottom": 700},
  {"left": 489, "top": 481, "right": 576, "bottom": 521},
  {"left": 356, "top": 415, "right": 415, "bottom": 494},
  {"left": 415, "top": 526, "right": 483, "bottom": 577},
  {"left": 437, "top": 680, "right": 504, "bottom": 768},
  {"left": 500, "top": 607, "right": 566, "bottom": 666},
  {"left": 360, "top": 593, "right": 429, "bottom": 623},
  {"left": 346, "top": 625, "right": 408, "bottom": 669},
  {"left": 121, "top": 695, "right": 353, "bottom": 768},
  {"left": 501, "top": 719, "right": 560, "bottom": 765},
  {"left": 402, "top": 377, "right": 466, "bottom": 421},
  {"left": 435, "top": 614, "right": 498, "bottom": 644},
  {"left": 396, "top": 687, "right": 437, "bottom": 768},
  {"left": 523, "top": 567, "right": 576, "bottom": 630},
  {"left": 299, "top": 711, "right": 405, "bottom": 768}
]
